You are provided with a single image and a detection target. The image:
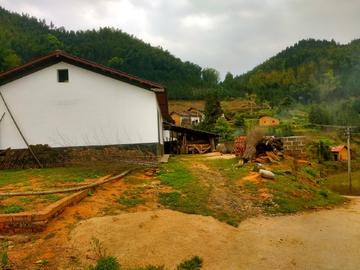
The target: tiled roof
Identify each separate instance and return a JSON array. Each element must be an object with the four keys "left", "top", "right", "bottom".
[
  {"left": 171, "top": 111, "right": 201, "bottom": 117},
  {"left": 0, "top": 50, "right": 173, "bottom": 123},
  {"left": 330, "top": 145, "right": 347, "bottom": 153},
  {"left": 188, "top": 107, "right": 205, "bottom": 112}
]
